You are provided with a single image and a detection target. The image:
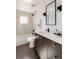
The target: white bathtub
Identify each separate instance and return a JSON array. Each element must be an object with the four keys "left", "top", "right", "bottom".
[{"left": 16, "top": 34, "right": 33, "bottom": 46}]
